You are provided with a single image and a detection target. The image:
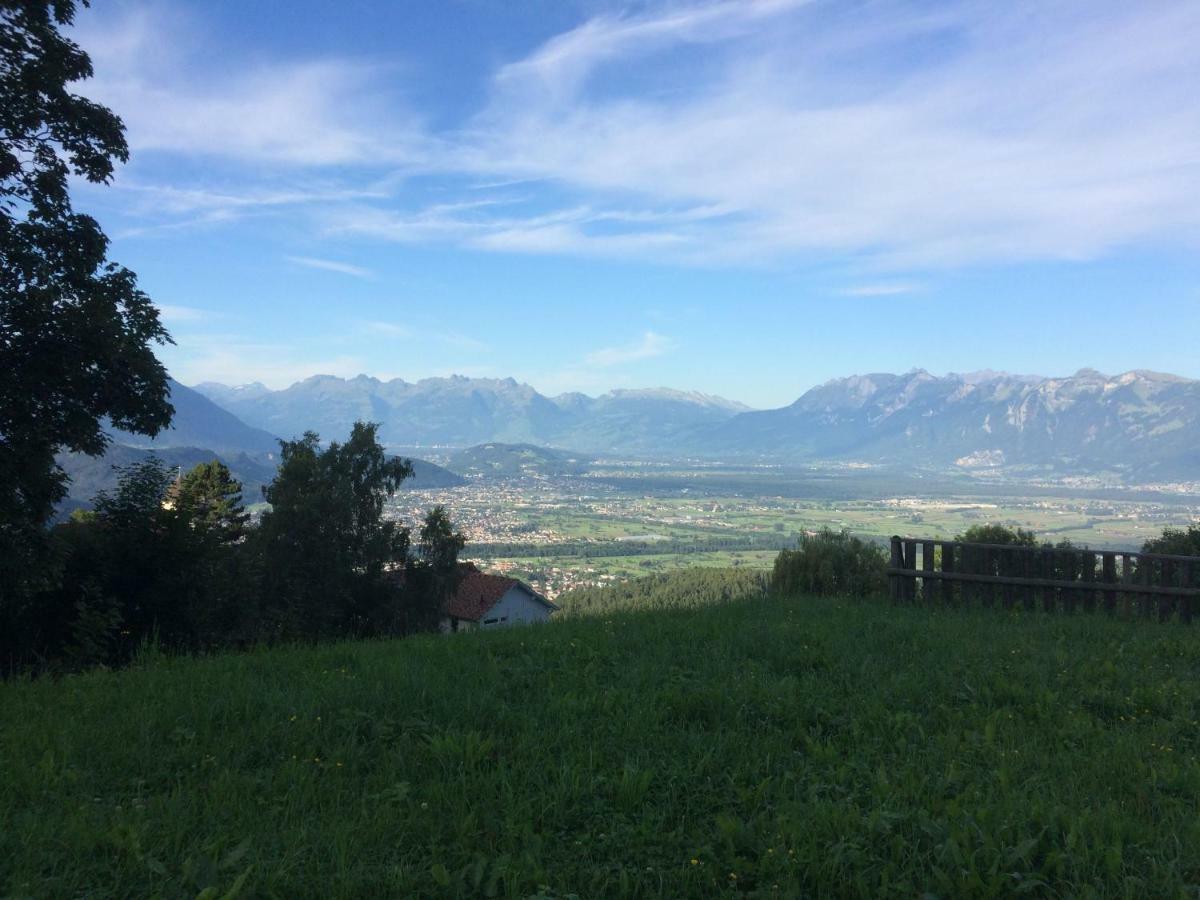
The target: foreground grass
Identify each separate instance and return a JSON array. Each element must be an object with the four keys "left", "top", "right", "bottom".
[{"left": 3, "top": 598, "right": 1200, "bottom": 898}]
